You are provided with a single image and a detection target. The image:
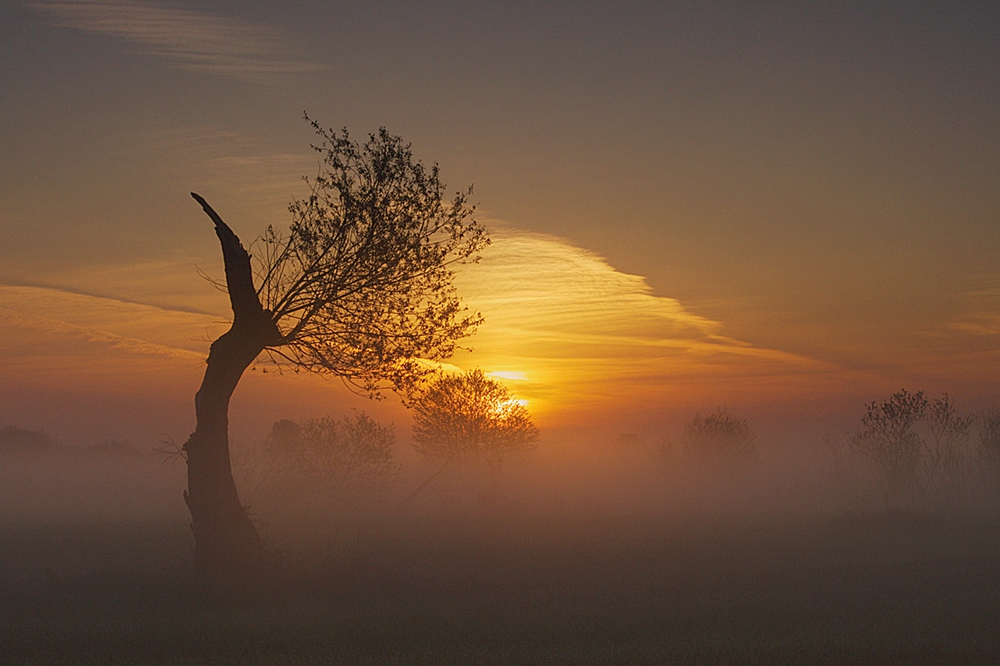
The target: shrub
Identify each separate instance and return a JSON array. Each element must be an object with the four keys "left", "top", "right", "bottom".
[
  {"left": 681, "top": 408, "right": 755, "bottom": 462},
  {"left": 262, "top": 412, "right": 400, "bottom": 502},
  {"left": 412, "top": 369, "right": 538, "bottom": 465}
]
